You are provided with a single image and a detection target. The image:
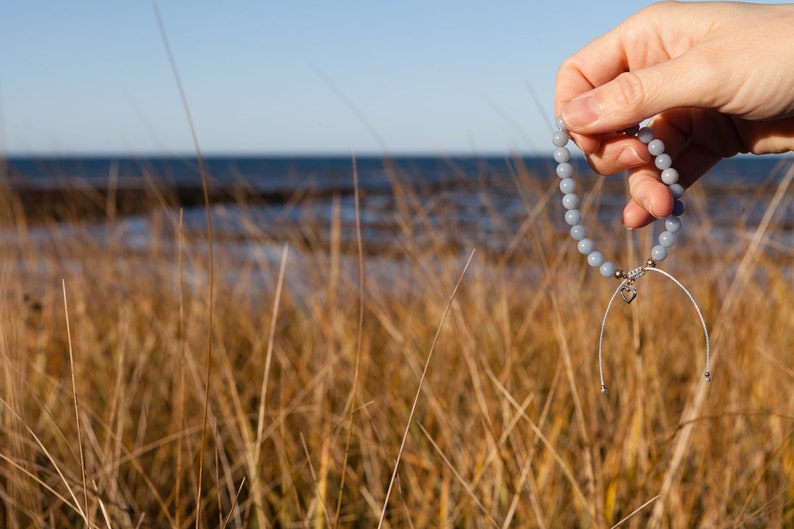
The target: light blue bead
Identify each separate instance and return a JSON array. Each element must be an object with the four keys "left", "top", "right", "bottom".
[
  {"left": 570, "top": 224, "right": 586, "bottom": 240},
  {"left": 669, "top": 183, "right": 685, "bottom": 199},
  {"left": 672, "top": 200, "right": 686, "bottom": 216},
  {"left": 555, "top": 115, "right": 567, "bottom": 131},
  {"left": 587, "top": 251, "right": 604, "bottom": 267},
  {"left": 664, "top": 215, "right": 681, "bottom": 233},
  {"left": 651, "top": 245, "right": 668, "bottom": 261},
  {"left": 665, "top": 216, "right": 682, "bottom": 233},
  {"left": 565, "top": 209, "right": 582, "bottom": 226},
  {"left": 577, "top": 238, "right": 595, "bottom": 254},
  {"left": 600, "top": 261, "right": 617, "bottom": 278},
  {"left": 654, "top": 153, "right": 672, "bottom": 170},
  {"left": 553, "top": 147, "right": 571, "bottom": 163},
  {"left": 556, "top": 162, "right": 574, "bottom": 178},
  {"left": 659, "top": 230, "right": 676, "bottom": 248},
  {"left": 637, "top": 127, "right": 654, "bottom": 144},
  {"left": 648, "top": 139, "right": 665, "bottom": 156},
  {"left": 562, "top": 193, "right": 580, "bottom": 210},
  {"left": 552, "top": 130, "right": 569, "bottom": 147},
  {"left": 559, "top": 178, "right": 576, "bottom": 194},
  {"left": 661, "top": 168, "right": 679, "bottom": 185}
]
